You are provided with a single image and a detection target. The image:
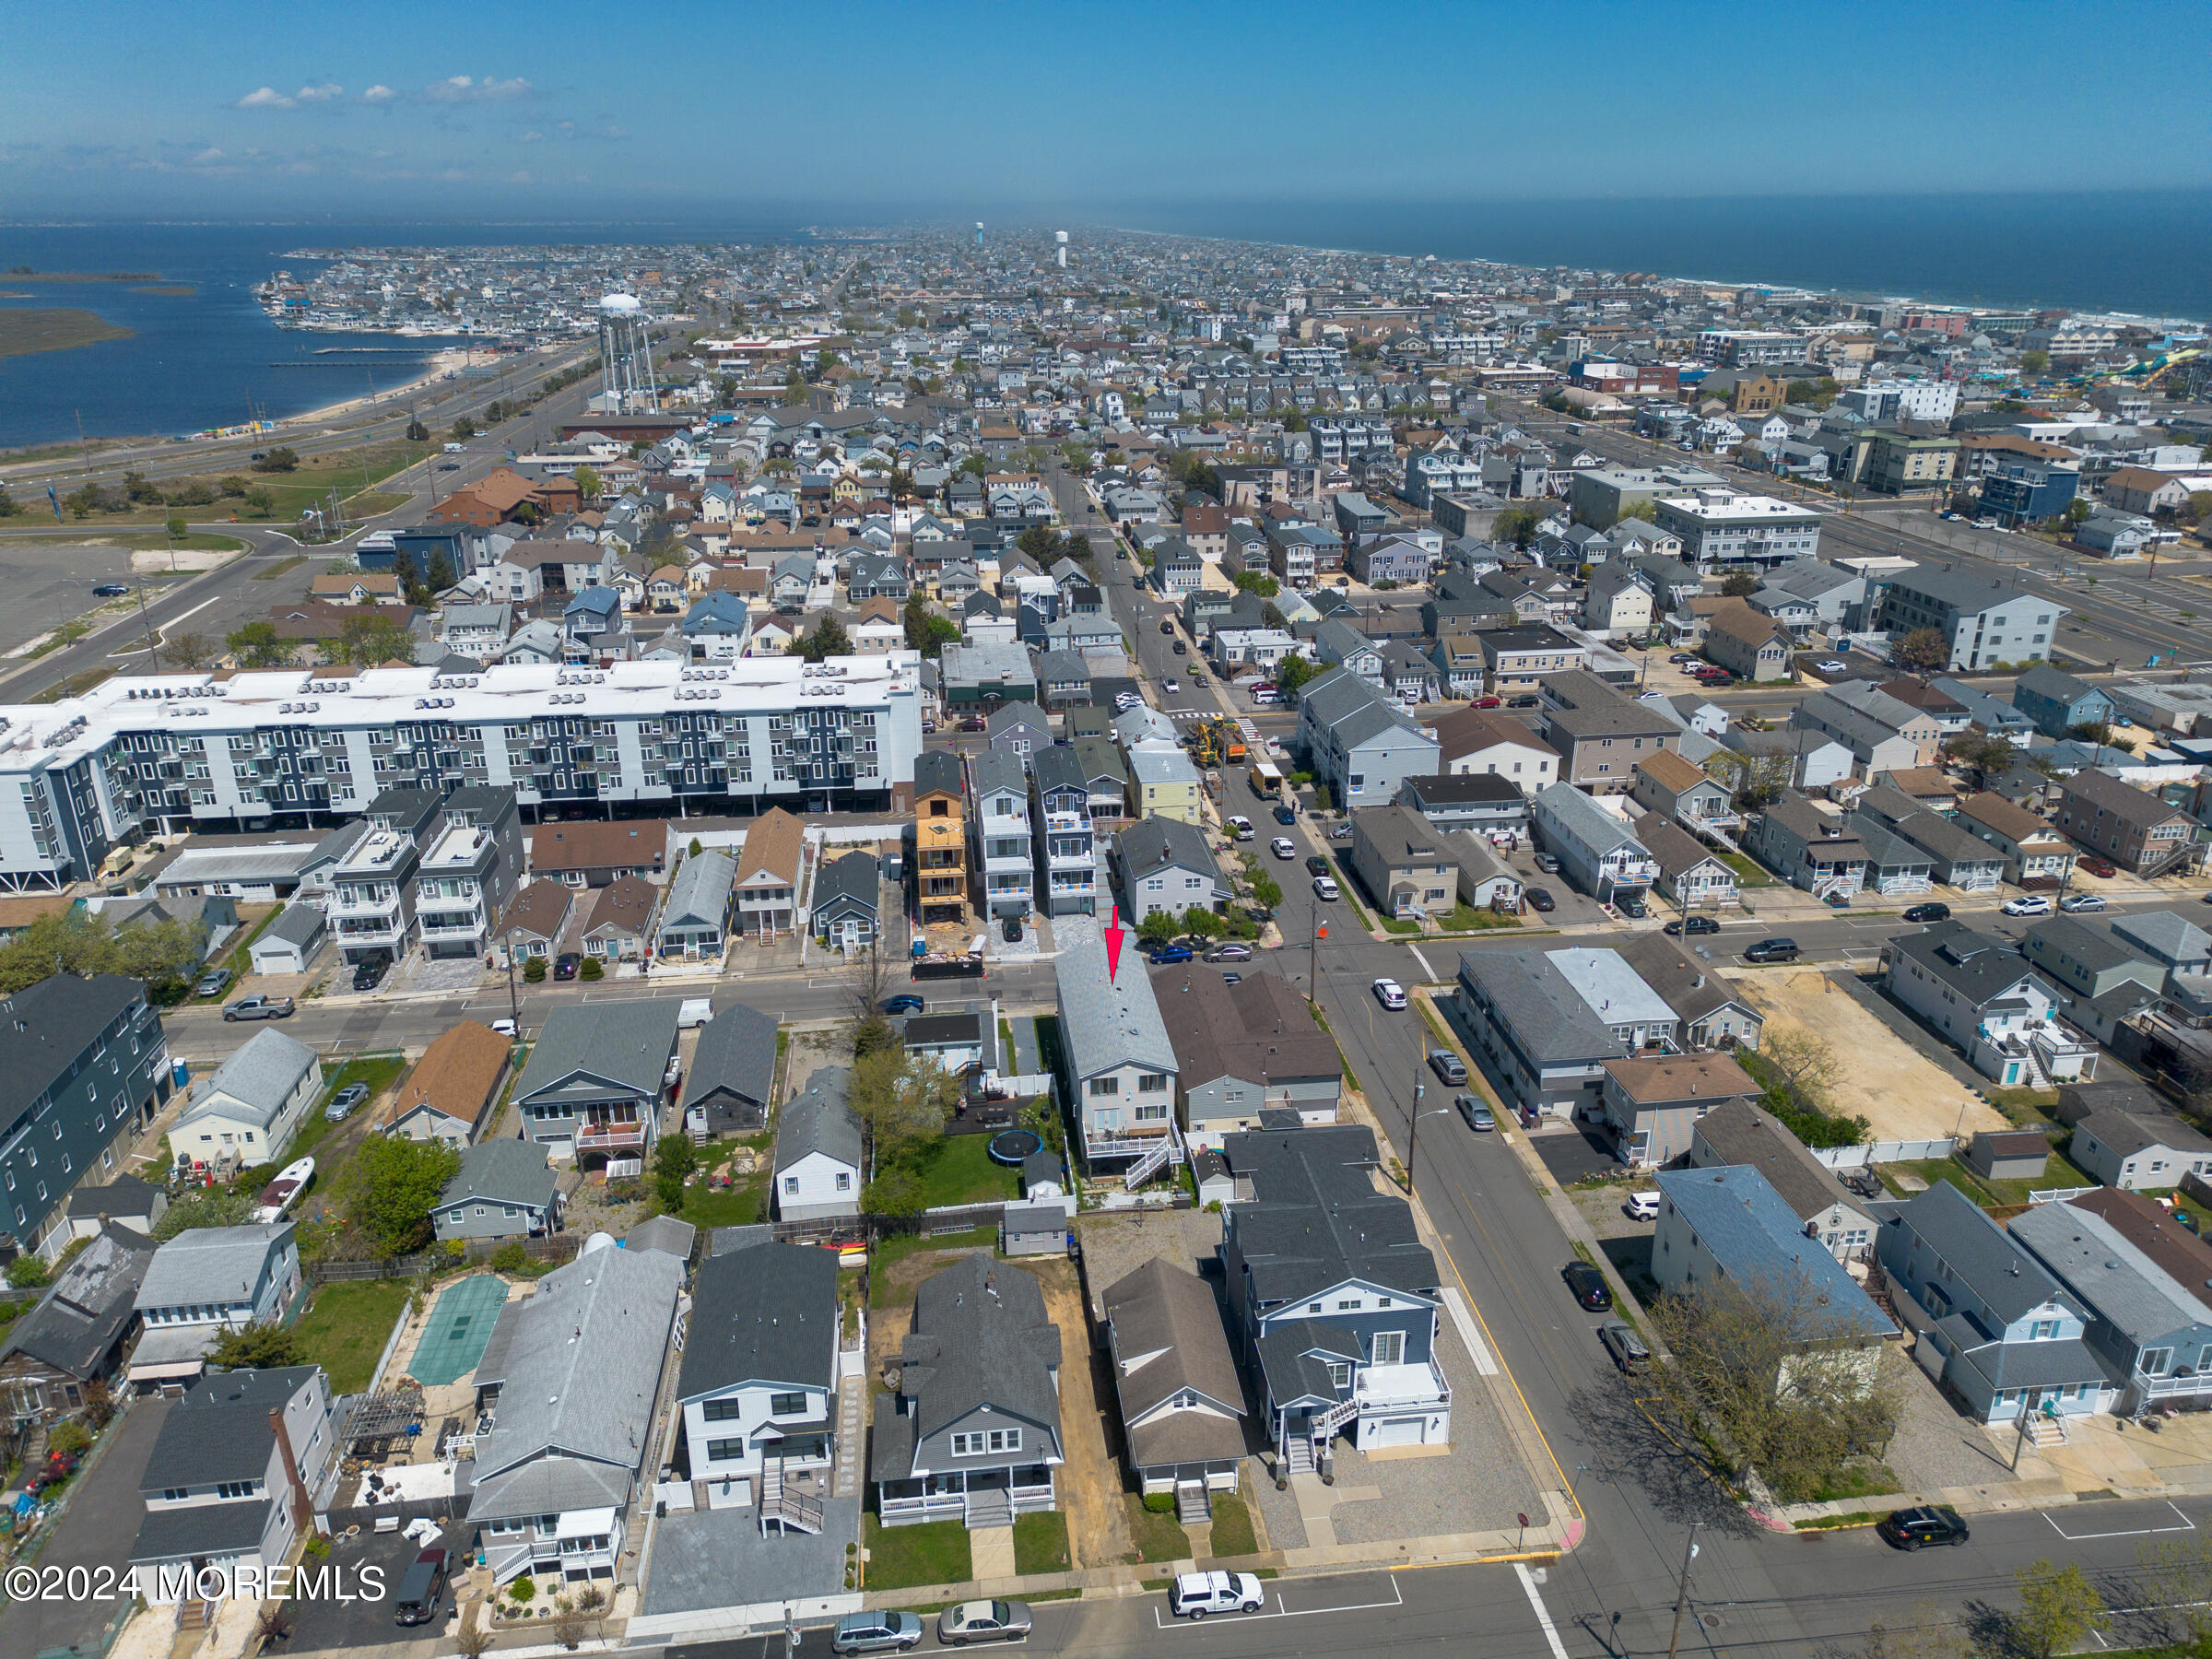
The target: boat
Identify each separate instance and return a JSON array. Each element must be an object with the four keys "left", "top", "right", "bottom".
[{"left": 251, "top": 1157, "right": 315, "bottom": 1224}]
